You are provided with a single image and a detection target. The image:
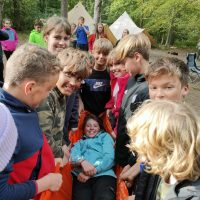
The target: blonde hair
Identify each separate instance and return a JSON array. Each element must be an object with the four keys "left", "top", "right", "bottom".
[
  {"left": 43, "top": 16, "right": 71, "bottom": 37},
  {"left": 145, "top": 57, "right": 189, "bottom": 86},
  {"left": 57, "top": 48, "right": 91, "bottom": 80},
  {"left": 93, "top": 38, "right": 113, "bottom": 55},
  {"left": 5, "top": 43, "right": 61, "bottom": 86},
  {"left": 115, "top": 33, "right": 151, "bottom": 61},
  {"left": 127, "top": 100, "right": 200, "bottom": 181},
  {"left": 107, "top": 49, "right": 120, "bottom": 67}
]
